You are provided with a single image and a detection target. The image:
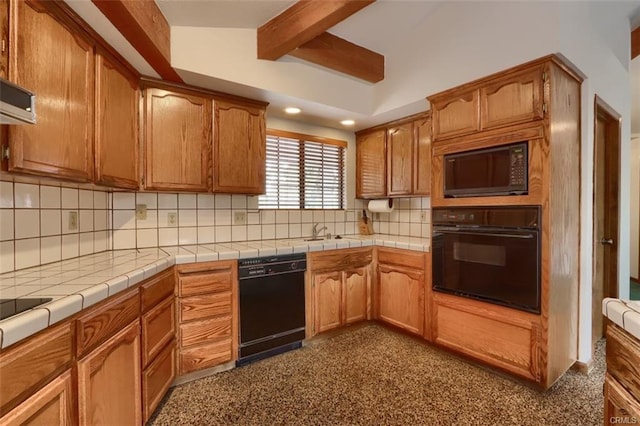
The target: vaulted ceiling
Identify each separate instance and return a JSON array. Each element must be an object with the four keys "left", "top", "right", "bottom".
[{"left": 67, "top": 0, "right": 640, "bottom": 133}]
